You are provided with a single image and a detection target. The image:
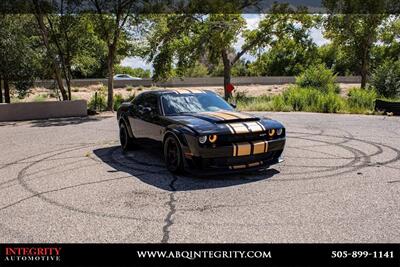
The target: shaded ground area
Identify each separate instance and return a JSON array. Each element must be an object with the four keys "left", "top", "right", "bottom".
[{"left": 0, "top": 112, "right": 399, "bottom": 243}]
